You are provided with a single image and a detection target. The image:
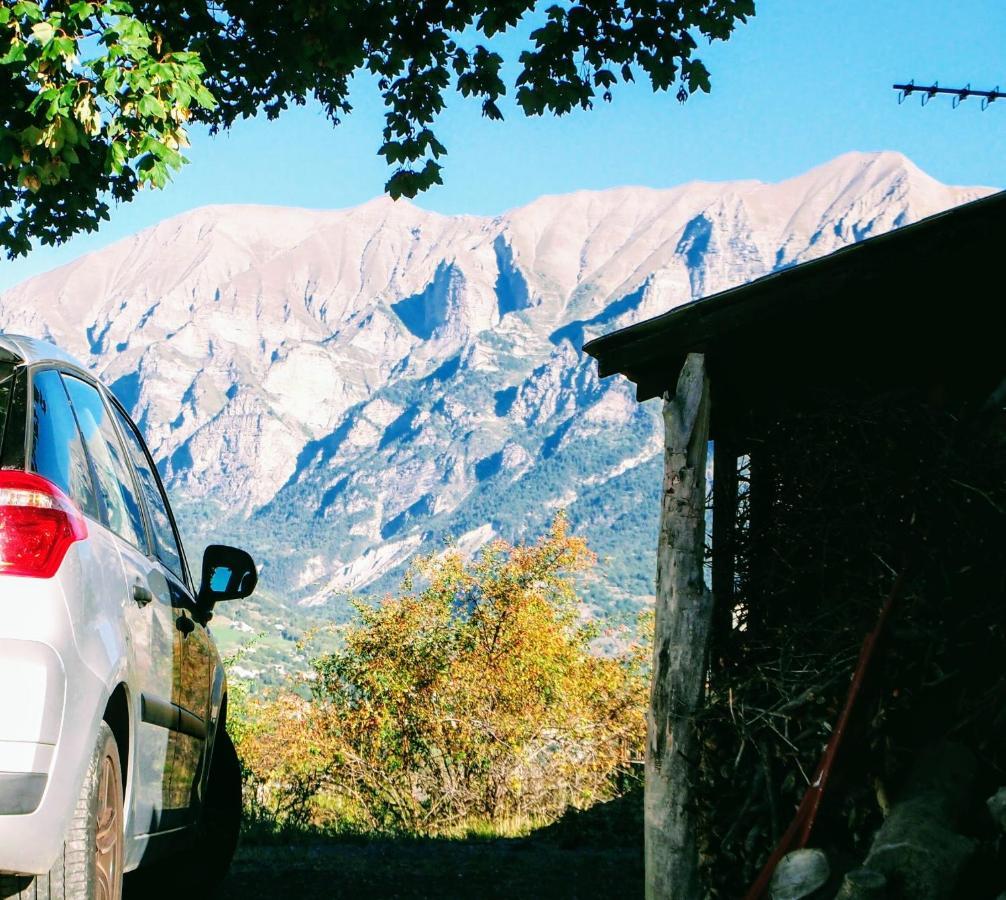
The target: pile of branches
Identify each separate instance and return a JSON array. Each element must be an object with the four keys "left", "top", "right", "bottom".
[{"left": 695, "top": 390, "right": 1005, "bottom": 897}]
